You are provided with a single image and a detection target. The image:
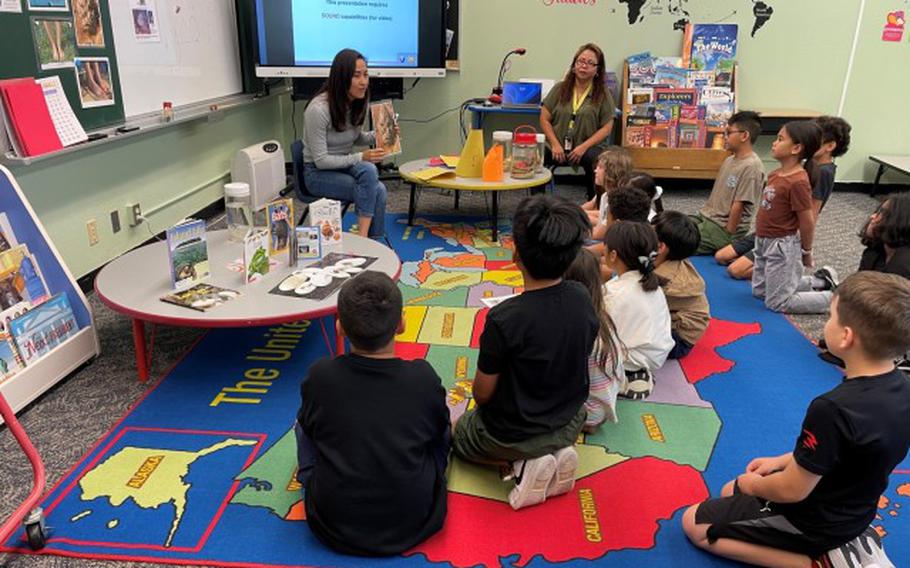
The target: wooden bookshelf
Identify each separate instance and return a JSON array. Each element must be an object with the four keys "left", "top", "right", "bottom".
[{"left": 620, "top": 61, "right": 737, "bottom": 180}]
